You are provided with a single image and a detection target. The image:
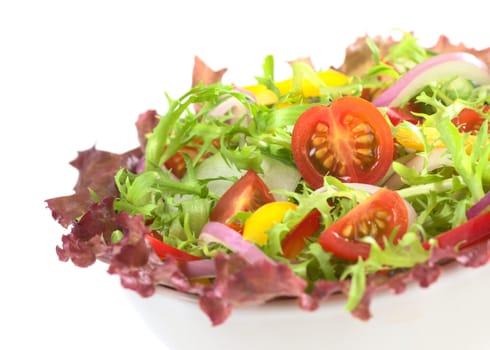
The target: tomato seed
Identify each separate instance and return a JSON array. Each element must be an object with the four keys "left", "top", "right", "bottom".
[
  {"left": 355, "top": 134, "right": 374, "bottom": 144},
  {"left": 356, "top": 148, "right": 374, "bottom": 156},
  {"left": 315, "top": 123, "right": 329, "bottom": 133},
  {"left": 351, "top": 122, "right": 370, "bottom": 134},
  {"left": 375, "top": 218, "right": 386, "bottom": 229},
  {"left": 312, "top": 136, "right": 328, "bottom": 147},
  {"left": 358, "top": 220, "right": 369, "bottom": 236},
  {"left": 341, "top": 224, "right": 354, "bottom": 238},
  {"left": 315, "top": 147, "right": 329, "bottom": 159},
  {"left": 322, "top": 154, "right": 334, "bottom": 168}
]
